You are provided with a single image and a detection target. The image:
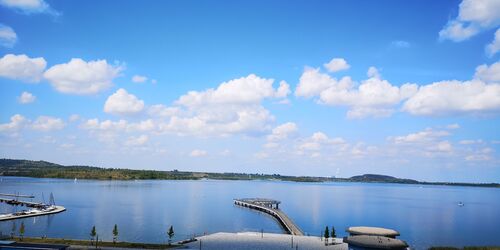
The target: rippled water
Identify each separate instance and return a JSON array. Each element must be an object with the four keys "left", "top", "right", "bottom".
[{"left": 0, "top": 177, "right": 498, "bottom": 249}]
